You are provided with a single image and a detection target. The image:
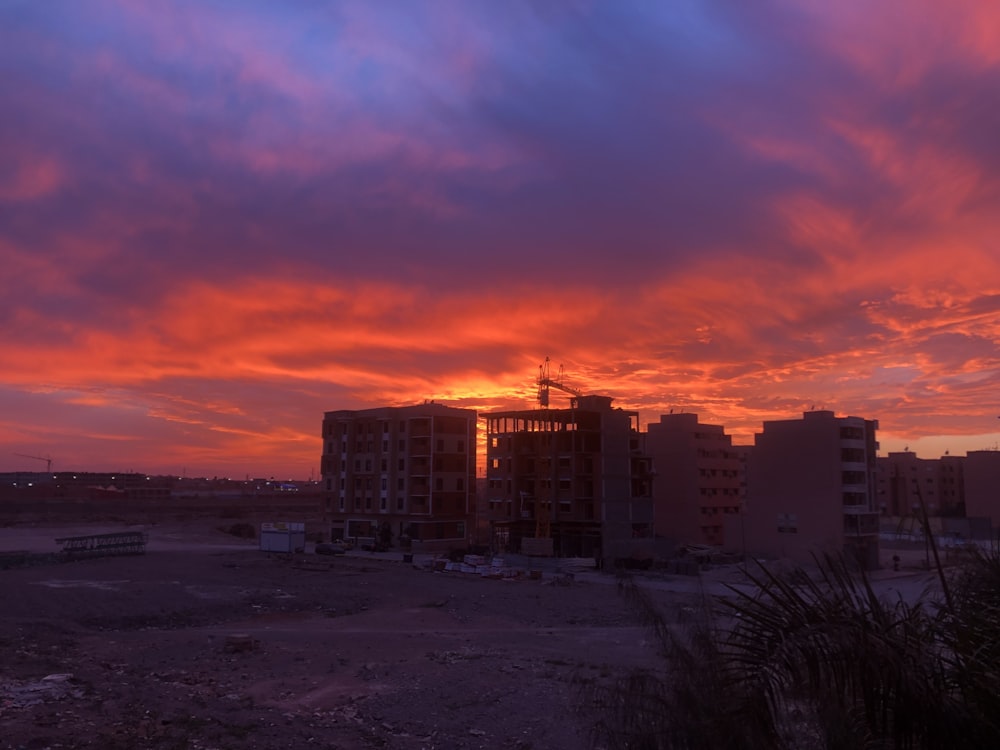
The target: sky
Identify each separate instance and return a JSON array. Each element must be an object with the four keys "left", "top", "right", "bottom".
[{"left": 3, "top": 0, "right": 1000, "bottom": 479}]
